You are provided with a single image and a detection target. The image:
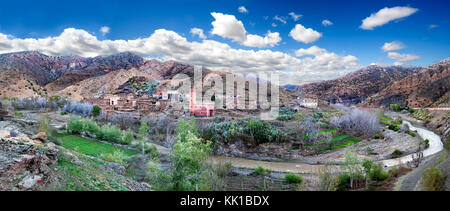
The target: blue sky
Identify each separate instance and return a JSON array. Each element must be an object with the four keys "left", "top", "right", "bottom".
[{"left": 0, "top": 0, "right": 448, "bottom": 84}]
